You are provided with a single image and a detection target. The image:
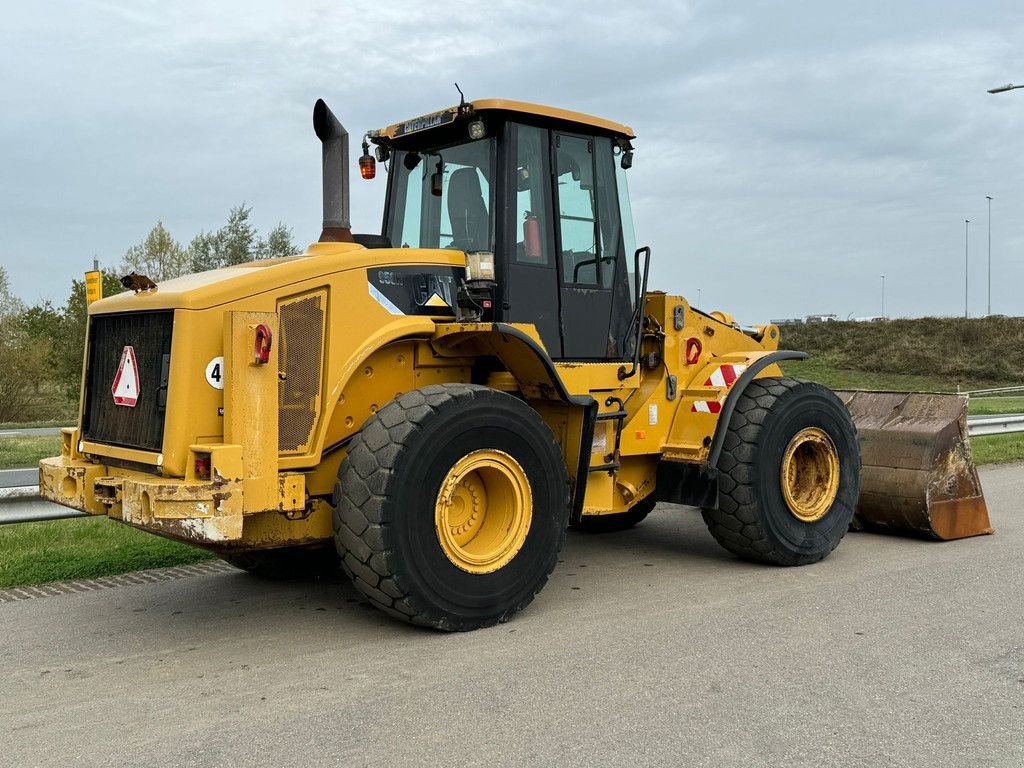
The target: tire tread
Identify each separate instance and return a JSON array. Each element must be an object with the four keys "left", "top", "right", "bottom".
[
  {"left": 333, "top": 383, "right": 567, "bottom": 630},
  {"left": 701, "top": 377, "right": 855, "bottom": 566}
]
